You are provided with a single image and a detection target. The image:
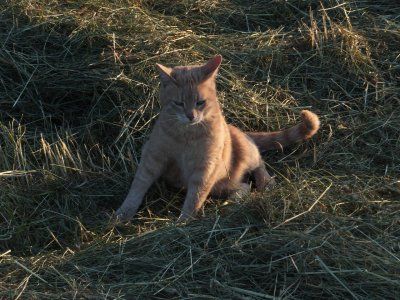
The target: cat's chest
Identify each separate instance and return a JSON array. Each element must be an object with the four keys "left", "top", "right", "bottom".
[{"left": 175, "top": 147, "right": 203, "bottom": 169}]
